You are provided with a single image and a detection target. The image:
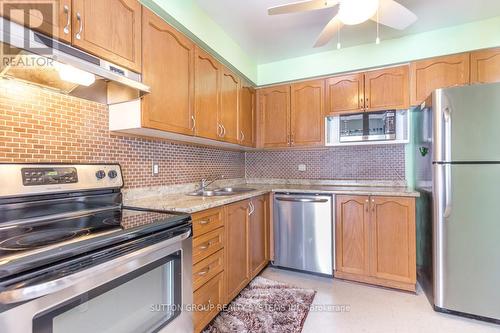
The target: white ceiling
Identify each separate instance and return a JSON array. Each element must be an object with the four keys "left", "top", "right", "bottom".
[{"left": 196, "top": 0, "right": 500, "bottom": 64}]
